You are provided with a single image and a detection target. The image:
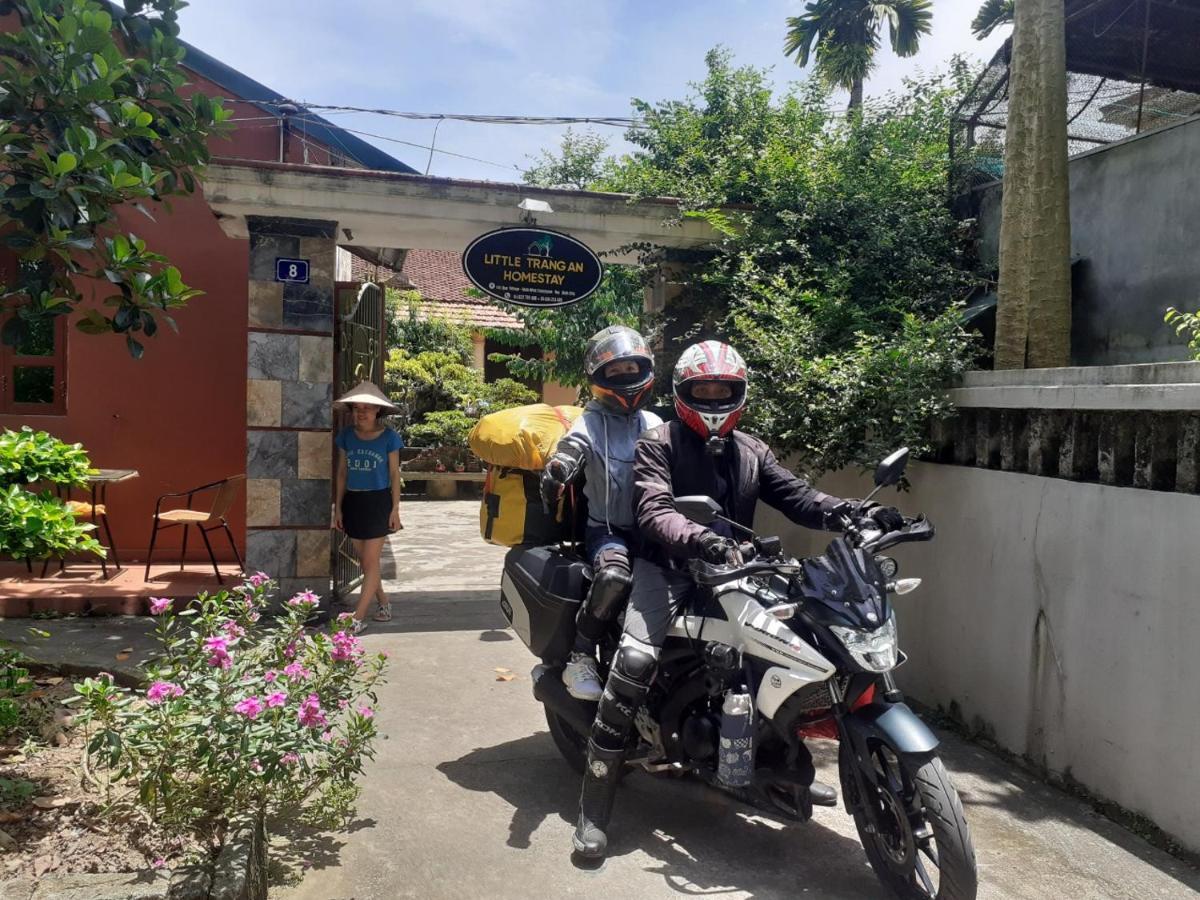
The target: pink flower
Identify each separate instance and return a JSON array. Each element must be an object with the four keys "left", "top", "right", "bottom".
[
  {"left": 204, "top": 636, "right": 232, "bottom": 668},
  {"left": 357, "top": 705, "right": 374, "bottom": 719},
  {"left": 152, "top": 858, "right": 166, "bottom": 869},
  {"left": 265, "top": 691, "right": 287, "bottom": 708},
  {"left": 281, "top": 752, "right": 300, "bottom": 766},
  {"left": 250, "top": 759, "right": 264, "bottom": 774},
  {"left": 337, "top": 612, "right": 355, "bottom": 623},
  {"left": 148, "top": 597, "right": 172, "bottom": 615},
  {"left": 223, "top": 621, "right": 246, "bottom": 639},
  {"left": 321, "top": 729, "right": 334, "bottom": 742},
  {"left": 330, "top": 631, "right": 361, "bottom": 663},
  {"left": 146, "top": 681, "right": 184, "bottom": 704},
  {"left": 287, "top": 590, "right": 320, "bottom": 608},
  {"left": 379, "top": 650, "right": 390, "bottom": 660},
  {"left": 297, "top": 694, "right": 327, "bottom": 729},
  {"left": 284, "top": 641, "right": 298, "bottom": 660},
  {"left": 247, "top": 612, "right": 261, "bottom": 623},
  {"left": 338, "top": 699, "right": 349, "bottom": 710},
  {"left": 247, "top": 572, "right": 270, "bottom": 588},
  {"left": 234, "top": 696, "right": 264, "bottom": 719},
  {"left": 264, "top": 670, "right": 278, "bottom": 683},
  {"left": 283, "top": 662, "right": 311, "bottom": 681}
]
